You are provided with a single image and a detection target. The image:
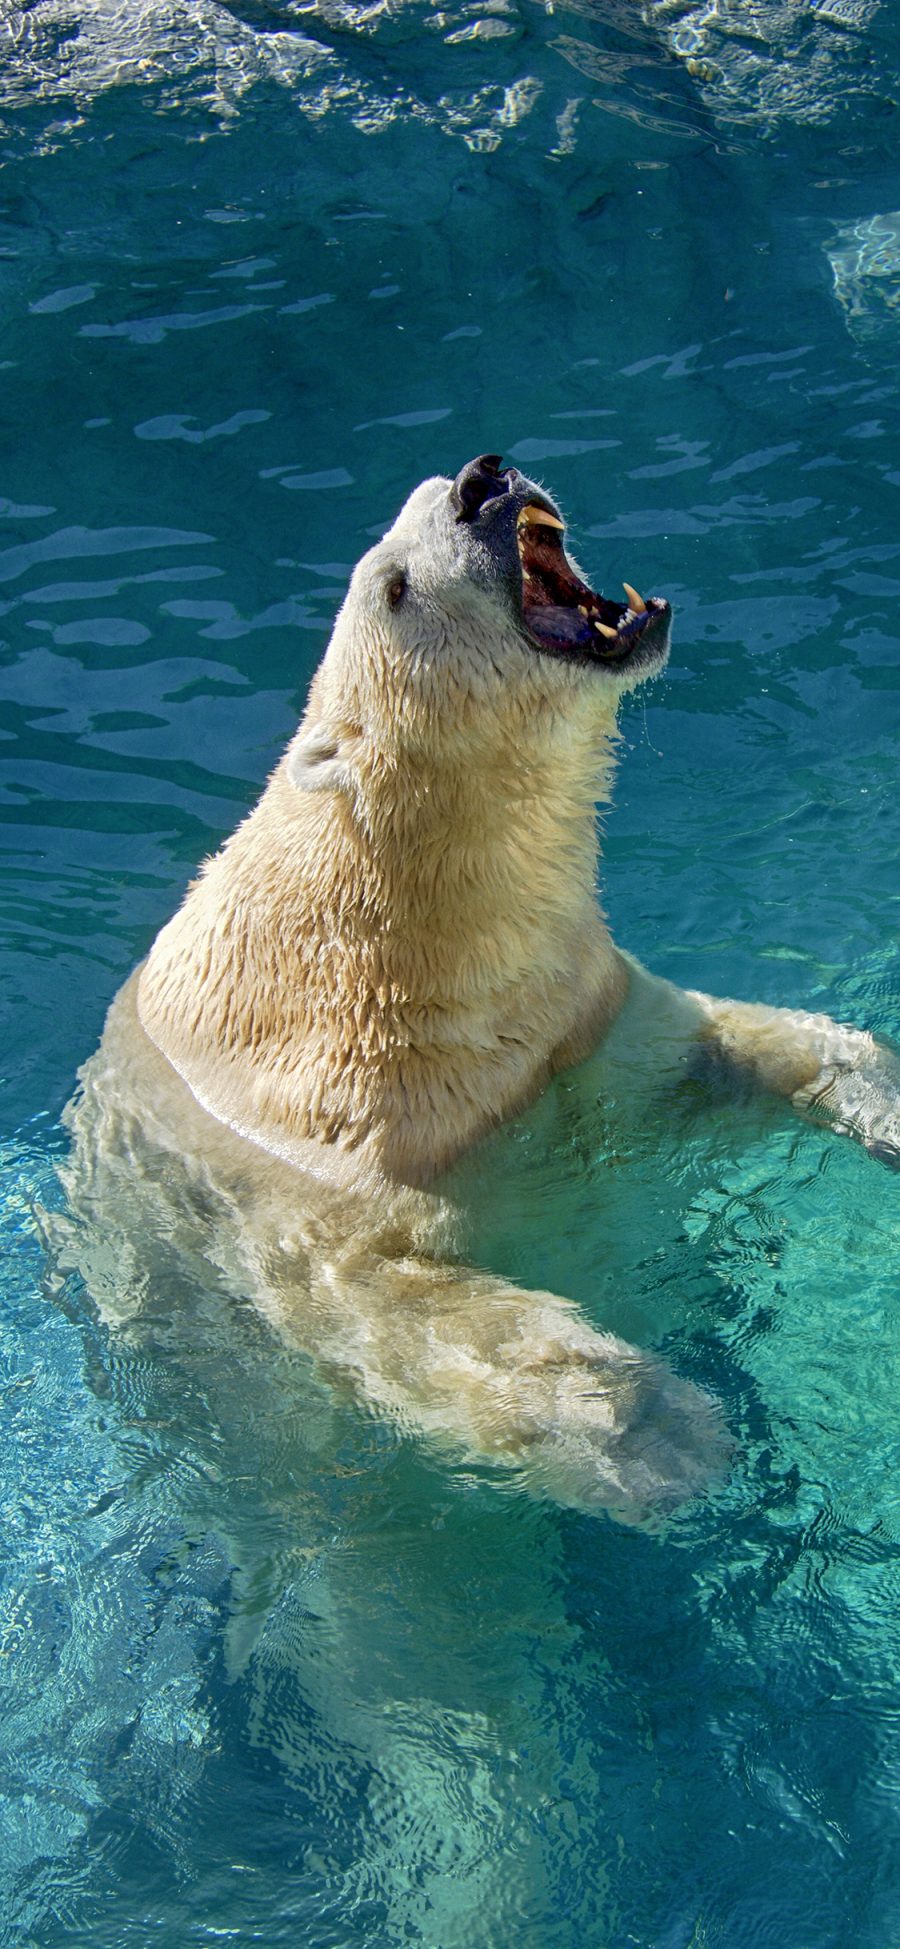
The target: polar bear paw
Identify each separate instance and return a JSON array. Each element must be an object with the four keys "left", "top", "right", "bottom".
[
  {"left": 483, "top": 1315, "right": 731, "bottom": 1522},
  {"left": 793, "top": 1050, "right": 900, "bottom": 1168}
]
